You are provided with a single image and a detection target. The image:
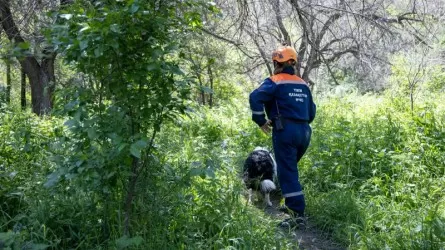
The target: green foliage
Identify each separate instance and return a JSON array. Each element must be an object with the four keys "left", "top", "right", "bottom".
[
  {"left": 3, "top": 84, "right": 445, "bottom": 249},
  {"left": 0, "top": 109, "right": 62, "bottom": 248},
  {"left": 388, "top": 51, "right": 445, "bottom": 111},
  {"left": 47, "top": 0, "right": 211, "bottom": 190},
  {"left": 47, "top": 0, "right": 211, "bottom": 232},
  {"left": 0, "top": 231, "right": 49, "bottom": 250},
  {"left": 181, "top": 33, "right": 243, "bottom": 106},
  {"left": 145, "top": 101, "right": 295, "bottom": 249},
  {"left": 0, "top": 1, "right": 296, "bottom": 249},
  {"left": 301, "top": 93, "right": 445, "bottom": 249},
  {"left": 0, "top": 49, "right": 28, "bottom": 112},
  {"left": 2, "top": 2, "right": 445, "bottom": 249},
  {"left": 0, "top": 97, "right": 295, "bottom": 248},
  {"left": 426, "top": 66, "right": 445, "bottom": 92}
]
